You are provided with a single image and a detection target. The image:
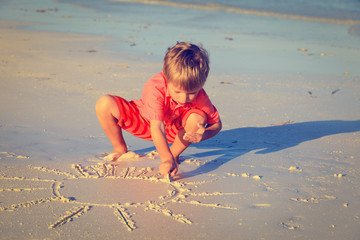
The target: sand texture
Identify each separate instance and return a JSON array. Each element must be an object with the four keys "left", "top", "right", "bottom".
[{"left": 1, "top": 0, "right": 360, "bottom": 239}]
